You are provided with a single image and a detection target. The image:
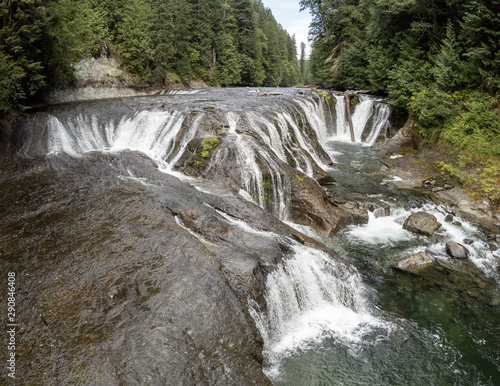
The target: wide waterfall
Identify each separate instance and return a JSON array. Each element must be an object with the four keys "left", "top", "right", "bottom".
[
  {"left": 5, "top": 88, "right": 499, "bottom": 385},
  {"left": 21, "top": 89, "right": 391, "bottom": 221}
]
